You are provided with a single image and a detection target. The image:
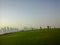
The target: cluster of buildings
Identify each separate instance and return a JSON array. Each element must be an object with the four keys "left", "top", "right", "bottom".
[
  {"left": 0, "top": 27, "right": 19, "bottom": 34},
  {"left": 0, "top": 26, "right": 55, "bottom": 34},
  {"left": 0, "top": 26, "right": 37, "bottom": 34}
]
